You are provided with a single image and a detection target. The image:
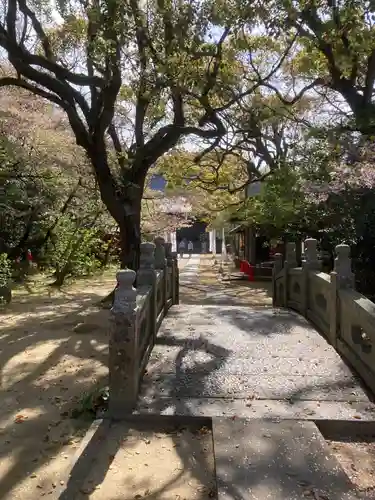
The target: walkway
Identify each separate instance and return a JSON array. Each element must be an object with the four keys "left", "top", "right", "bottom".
[
  {"left": 23, "top": 254, "right": 374, "bottom": 500},
  {"left": 138, "top": 255, "right": 375, "bottom": 421}
]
